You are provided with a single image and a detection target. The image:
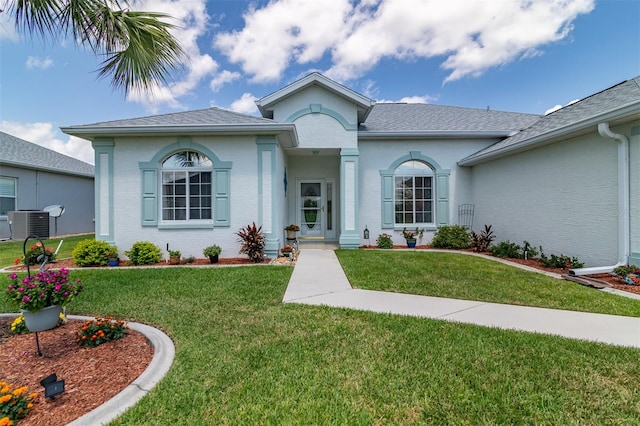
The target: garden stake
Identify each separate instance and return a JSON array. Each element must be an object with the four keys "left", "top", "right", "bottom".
[{"left": 23, "top": 235, "right": 50, "bottom": 357}]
